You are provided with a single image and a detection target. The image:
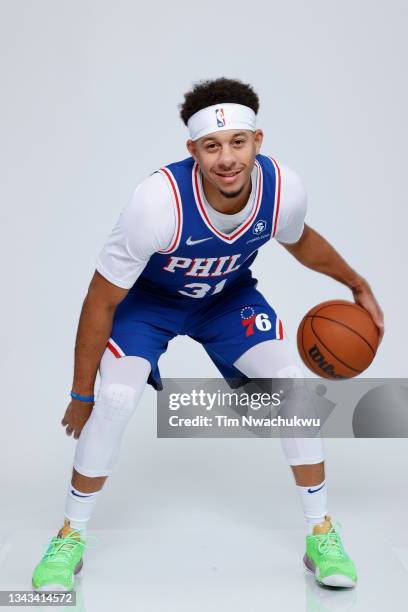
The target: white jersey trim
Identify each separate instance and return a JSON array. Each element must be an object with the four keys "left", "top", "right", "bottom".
[
  {"left": 157, "top": 167, "right": 183, "bottom": 254},
  {"left": 107, "top": 338, "right": 126, "bottom": 358},
  {"left": 266, "top": 156, "right": 282, "bottom": 238},
  {"left": 275, "top": 316, "right": 284, "bottom": 340}
]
